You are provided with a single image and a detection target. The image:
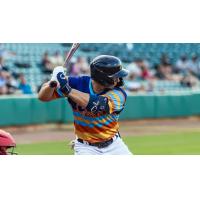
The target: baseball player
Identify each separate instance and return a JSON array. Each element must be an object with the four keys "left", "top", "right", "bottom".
[
  {"left": 0, "top": 129, "right": 17, "bottom": 155},
  {"left": 38, "top": 55, "right": 132, "bottom": 155}
]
